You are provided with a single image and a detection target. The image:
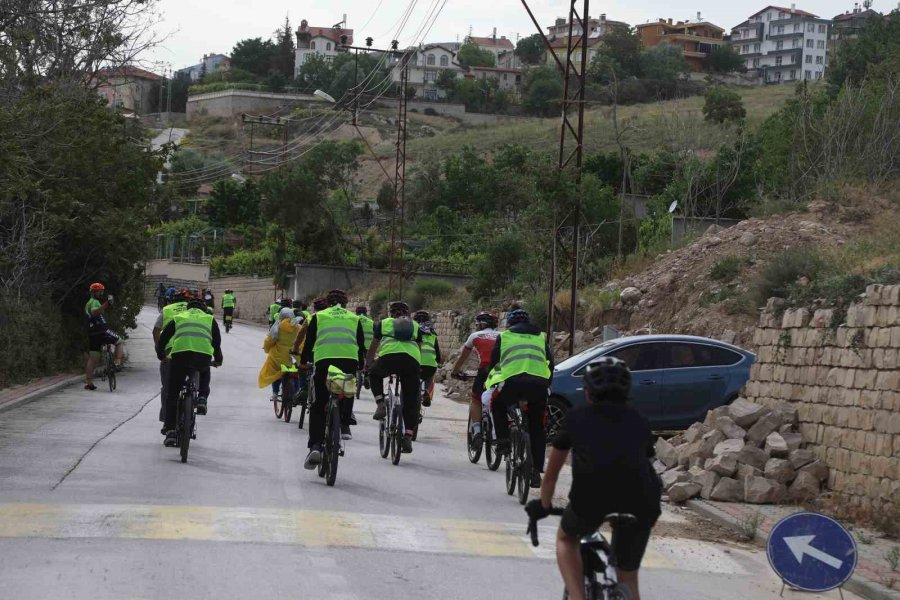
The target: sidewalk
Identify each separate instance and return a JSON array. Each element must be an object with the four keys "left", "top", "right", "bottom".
[
  {"left": 0, "top": 372, "right": 82, "bottom": 413},
  {"left": 686, "top": 499, "right": 900, "bottom": 600}
]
